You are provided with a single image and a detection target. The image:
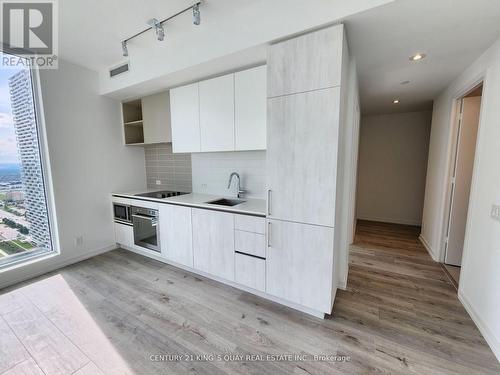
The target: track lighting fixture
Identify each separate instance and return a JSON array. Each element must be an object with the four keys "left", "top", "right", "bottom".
[
  {"left": 120, "top": 2, "right": 201, "bottom": 57},
  {"left": 193, "top": 3, "right": 201, "bottom": 25},
  {"left": 121, "top": 41, "right": 128, "bottom": 57},
  {"left": 147, "top": 18, "right": 165, "bottom": 41}
]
